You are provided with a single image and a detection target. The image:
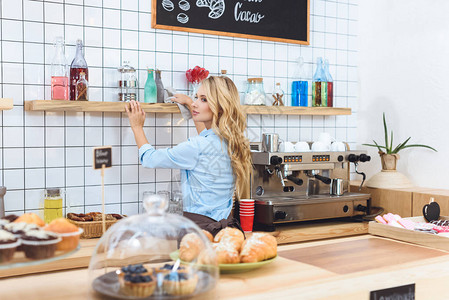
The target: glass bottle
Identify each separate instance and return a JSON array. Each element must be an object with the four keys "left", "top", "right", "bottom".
[
  {"left": 272, "top": 83, "right": 285, "bottom": 106},
  {"left": 70, "top": 39, "right": 88, "bottom": 101},
  {"left": 75, "top": 71, "right": 88, "bottom": 101},
  {"left": 312, "top": 57, "right": 327, "bottom": 107},
  {"left": 291, "top": 57, "right": 308, "bottom": 107},
  {"left": 155, "top": 69, "right": 165, "bottom": 103},
  {"left": 51, "top": 37, "right": 69, "bottom": 100},
  {"left": 118, "top": 61, "right": 138, "bottom": 101},
  {"left": 323, "top": 59, "right": 334, "bottom": 107},
  {"left": 44, "top": 188, "right": 63, "bottom": 224},
  {"left": 144, "top": 68, "right": 157, "bottom": 103}
]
